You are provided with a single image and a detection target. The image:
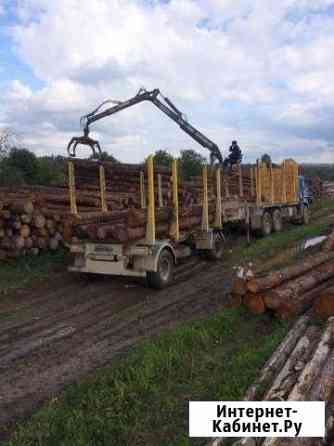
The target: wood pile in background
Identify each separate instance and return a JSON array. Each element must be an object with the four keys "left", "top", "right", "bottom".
[
  {"left": 209, "top": 315, "right": 334, "bottom": 446},
  {"left": 322, "top": 181, "right": 334, "bottom": 199},
  {"left": 306, "top": 176, "right": 322, "bottom": 198},
  {"left": 0, "top": 188, "right": 70, "bottom": 260},
  {"left": 231, "top": 247, "right": 334, "bottom": 320}
]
